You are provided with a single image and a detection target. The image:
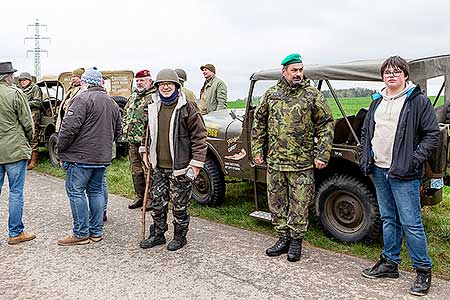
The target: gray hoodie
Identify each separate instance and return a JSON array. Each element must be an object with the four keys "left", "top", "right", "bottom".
[{"left": 372, "top": 82, "right": 415, "bottom": 168}]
